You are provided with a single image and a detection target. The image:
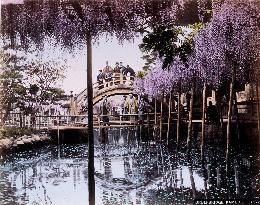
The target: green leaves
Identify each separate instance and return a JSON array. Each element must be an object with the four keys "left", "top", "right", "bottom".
[
  {"left": 139, "top": 26, "right": 179, "bottom": 68},
  {"left": 0, "top": 47, "right": 66, "bottom": 117},
  {"left": 139, "top": 24, "right": 203, "bottom": 70}
]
